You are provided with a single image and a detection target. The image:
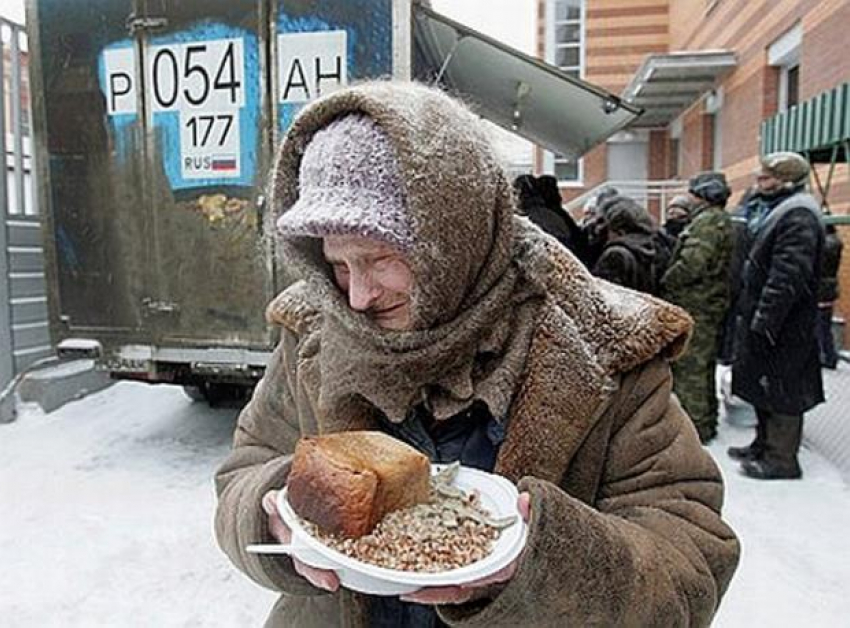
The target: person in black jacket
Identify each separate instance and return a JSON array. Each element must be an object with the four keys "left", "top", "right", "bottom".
[
  {"left": 729, "top": 152, "right": 826, "bottom": 480},
  {"left": 575, "top": 186, "right": 619, "bottom": 268},
  {"left": 513, "top": 174, "right": 579, "bottom": 251},
  {"left": 537, "top": 174, "right": 584, "bottom": 252},
  {"left": 592, "top": 196, "right": 658, "bottom": 294},
  {"left": 816, "top": 224, "right": 844, "bottom": 369},
  {"left": 662, "top": 194, "right": 695, "bottom": 239}
]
